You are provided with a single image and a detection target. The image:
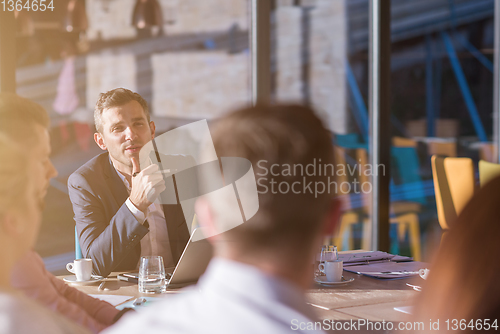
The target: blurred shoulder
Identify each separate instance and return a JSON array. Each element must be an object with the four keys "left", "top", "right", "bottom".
[
  {"left": 0, "top": 292, "right": 90, "bottom": 334},
  {"left": 103, "top": 290, "right": 201, "bottom": 334}
]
